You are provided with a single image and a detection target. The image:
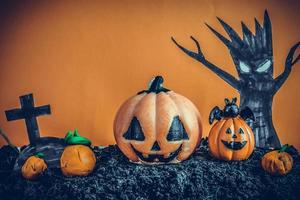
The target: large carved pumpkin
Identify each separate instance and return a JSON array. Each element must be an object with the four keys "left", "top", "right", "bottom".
[
  {"left": 114, "top": 76, "right": 202, "bottom": 164},
  {"left": 208, "top": 98, "right": 255, "bottom": 161}
]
